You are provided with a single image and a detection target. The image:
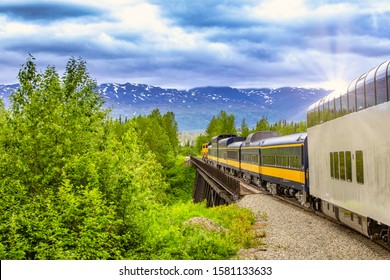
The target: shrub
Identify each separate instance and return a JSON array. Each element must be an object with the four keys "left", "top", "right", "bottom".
[{"left": 135, "top": 201, "right": 258, "bottom": 260}]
